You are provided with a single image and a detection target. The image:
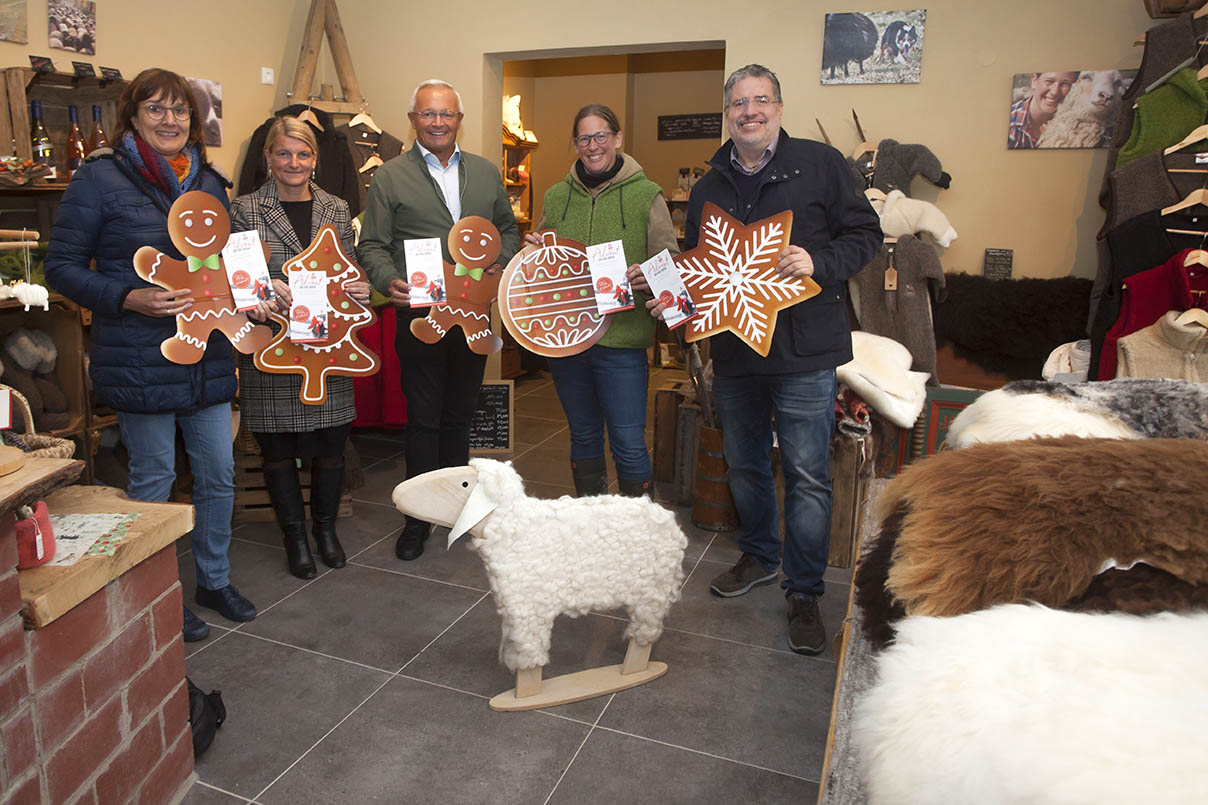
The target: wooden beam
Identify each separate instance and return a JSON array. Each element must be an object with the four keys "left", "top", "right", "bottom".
[
  {"left": 324, "top": 0, "right": 363, "bottom": 105},
  {"left": 290, "top": 0, "right": 327, "bottom": 102}
]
